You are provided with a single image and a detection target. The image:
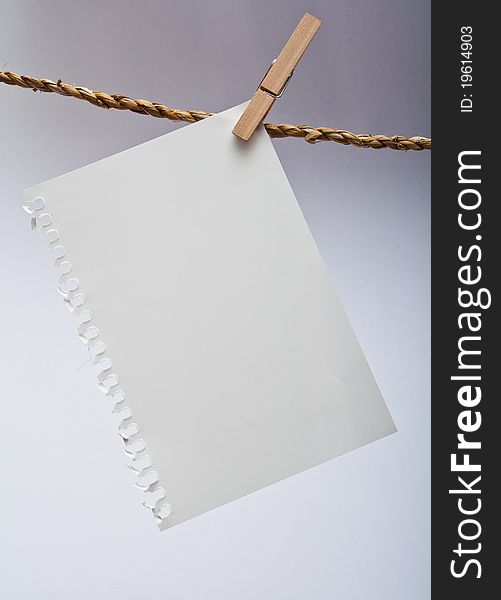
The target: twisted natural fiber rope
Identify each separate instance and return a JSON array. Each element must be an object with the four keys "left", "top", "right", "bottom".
[{"left": 0, "top": 71, "right": 431, "bottom": 151}]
